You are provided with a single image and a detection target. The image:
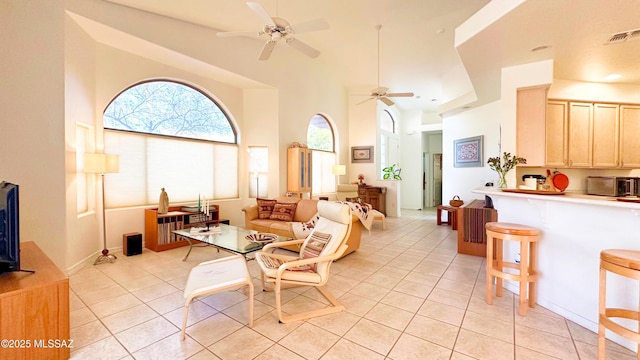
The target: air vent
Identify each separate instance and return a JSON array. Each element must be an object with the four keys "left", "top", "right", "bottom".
[{"left": 608, "top": 28, "right": 640, "bottom": 43}]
